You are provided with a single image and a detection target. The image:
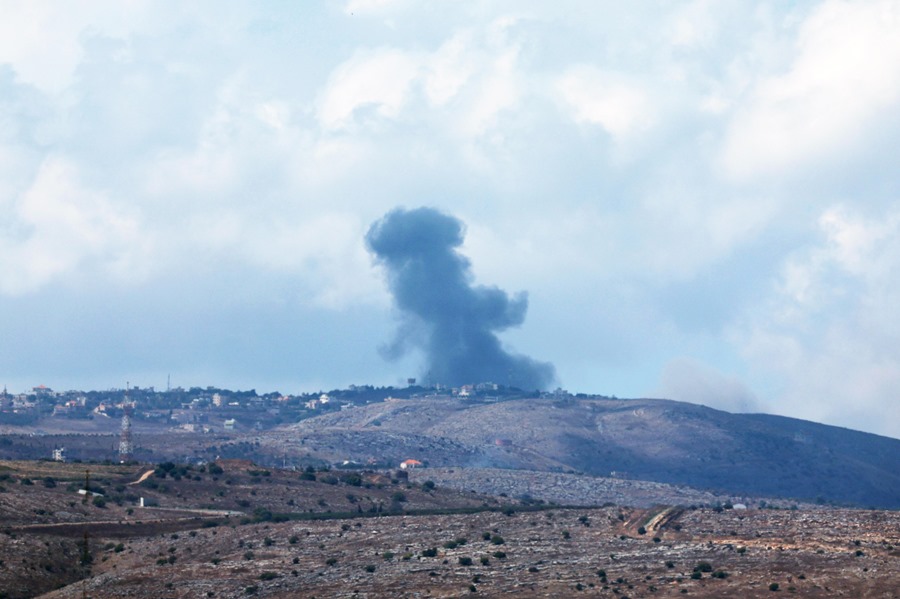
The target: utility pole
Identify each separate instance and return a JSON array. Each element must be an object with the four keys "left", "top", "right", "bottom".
[
  {"left": 119, "top": 383, "right": 134, "bottom": 463},
  {"left": 82, "top": 470, "right": 90, "bottom": 505}
]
